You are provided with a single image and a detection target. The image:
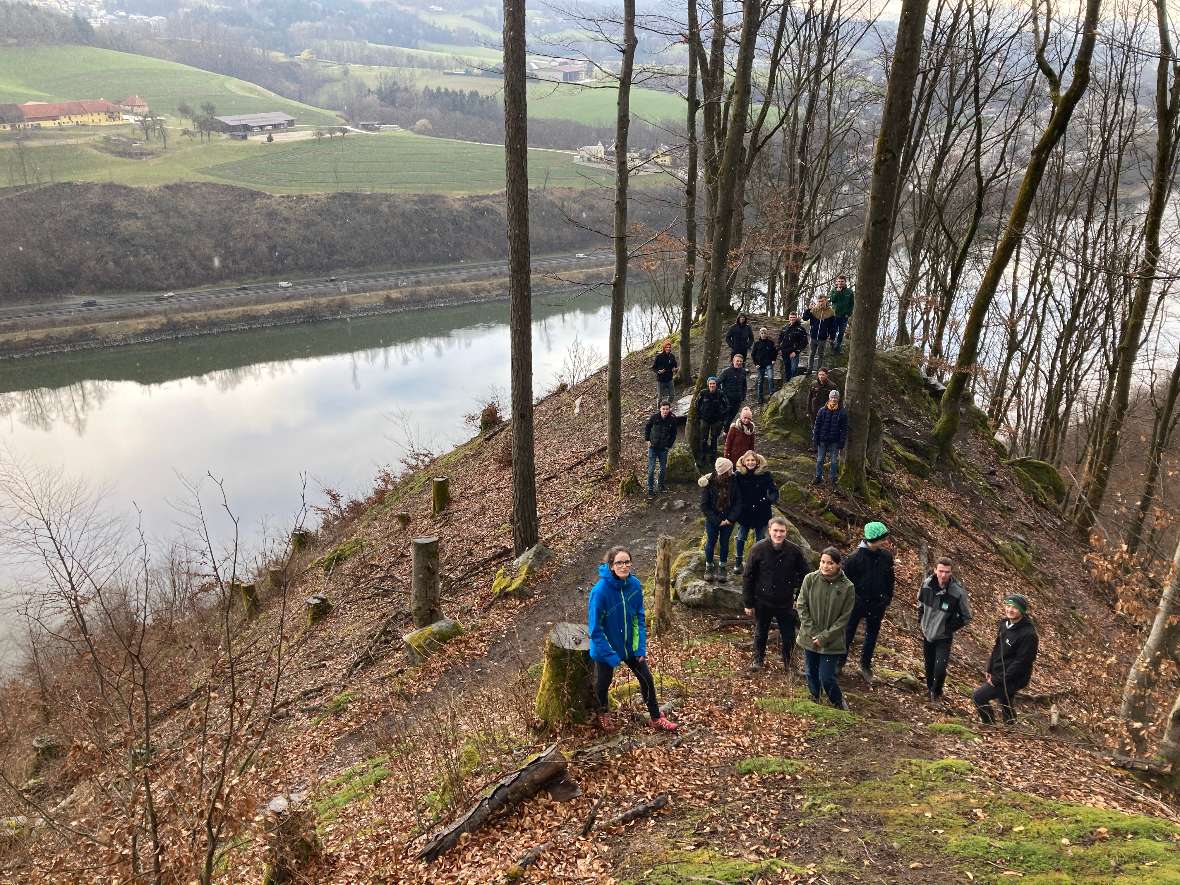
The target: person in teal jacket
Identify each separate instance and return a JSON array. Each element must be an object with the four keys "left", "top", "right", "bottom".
[{"left": 588, "top": 546, "right": 679, "bottom": 732}]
